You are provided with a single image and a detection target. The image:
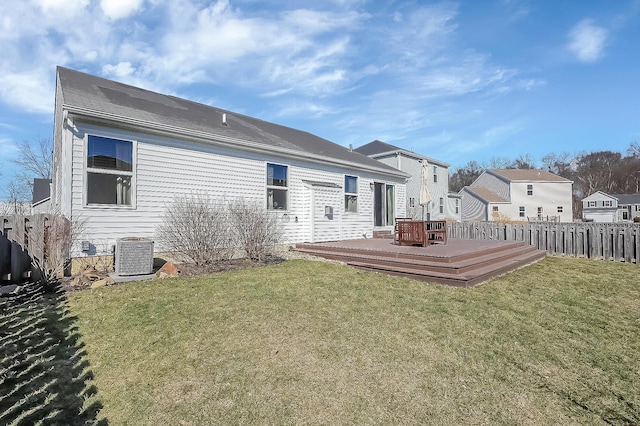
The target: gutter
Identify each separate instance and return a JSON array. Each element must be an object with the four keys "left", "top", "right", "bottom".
[{"left": 63, "top": 105, "right": 410, "bottom": 180}]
